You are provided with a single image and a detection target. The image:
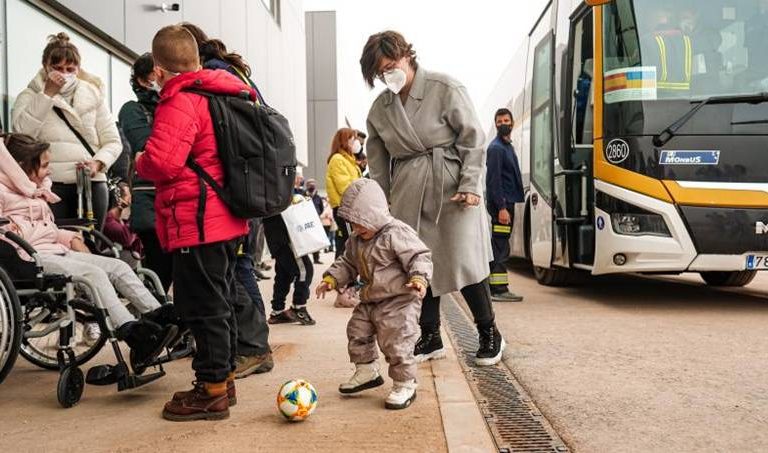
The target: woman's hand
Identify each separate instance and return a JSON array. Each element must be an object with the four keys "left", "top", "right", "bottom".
[
  {"left": 69, "top": 236, "right": 90, "bottom": 253},
  {"left": 450, "top": 192, "right": 480, "bottom": 208},
  {"left": 78, "top": 160, "right": 105, "bottom": 177},
  {"left": 44, "top": 71, "right": 66, "bottom": 97}
]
